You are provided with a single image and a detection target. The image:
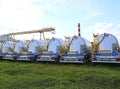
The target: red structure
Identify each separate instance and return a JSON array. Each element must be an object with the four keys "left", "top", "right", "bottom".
[{"left": 78, "top": 23, "right": 80, "bottom": 36}]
